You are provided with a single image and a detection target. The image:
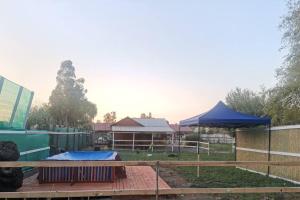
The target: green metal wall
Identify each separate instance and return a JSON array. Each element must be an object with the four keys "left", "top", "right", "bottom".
[
  {"left": 0, "top": 133, "right": 49, "bottom": 161},
  {"left": 49, "top": 133, "right": 92, "bottom": 155}
]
